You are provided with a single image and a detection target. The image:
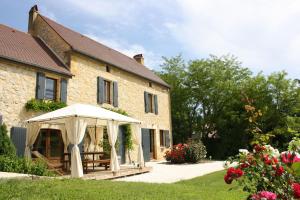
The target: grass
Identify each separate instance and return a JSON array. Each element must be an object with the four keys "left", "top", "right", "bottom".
[{"left": 0, "top": 171, "right": 248, "bottom": 200}]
